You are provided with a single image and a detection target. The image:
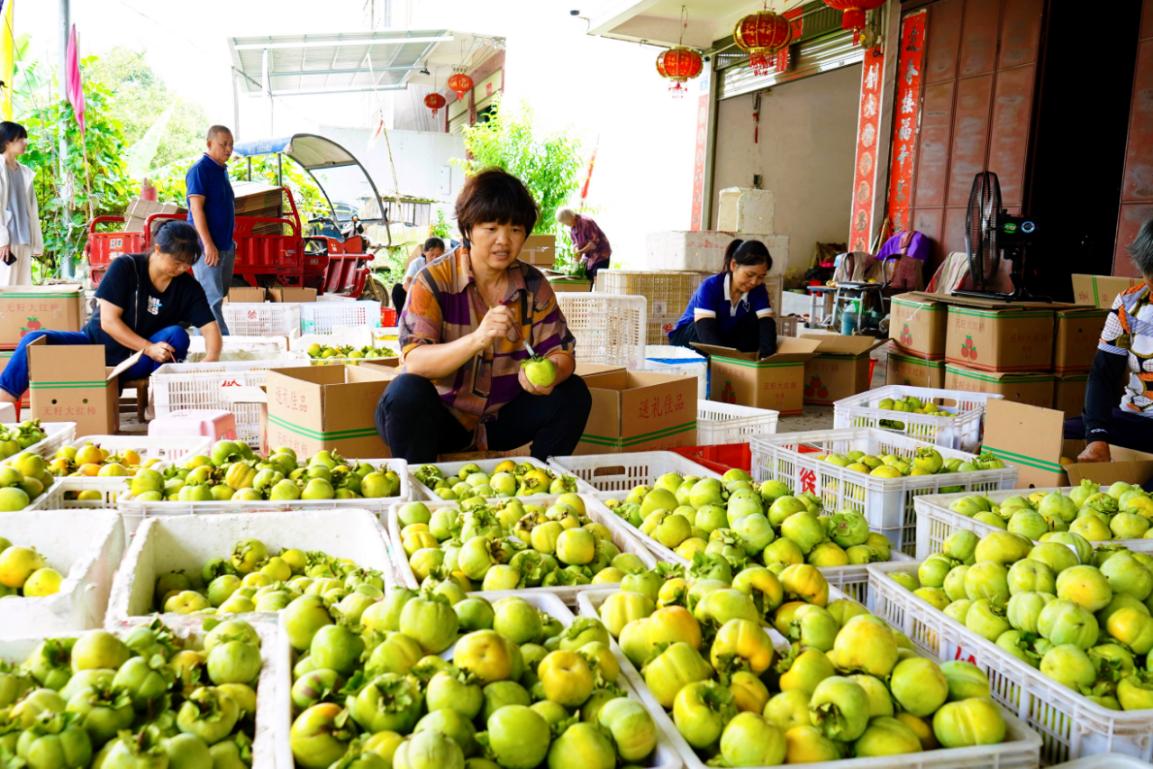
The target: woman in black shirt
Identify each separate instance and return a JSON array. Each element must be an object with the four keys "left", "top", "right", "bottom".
[{"left": 0, "top": 221, "right": 222, "bottom": 405}]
